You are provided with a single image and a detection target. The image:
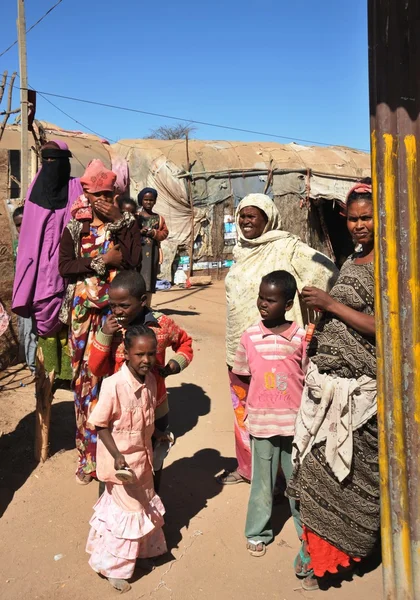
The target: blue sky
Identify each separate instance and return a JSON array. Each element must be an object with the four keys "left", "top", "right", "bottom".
[{"left": 1, "top": 0, "right": 369, "bottom": 150}]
